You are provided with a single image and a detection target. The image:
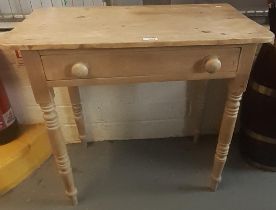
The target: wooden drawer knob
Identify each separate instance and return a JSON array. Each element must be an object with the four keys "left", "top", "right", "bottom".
[
  {"left": 71, "top": 63, "right": 89, "bottom": 78},
  {"left": 204, "top": 56, "right": 221, "bottom": 73}
]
